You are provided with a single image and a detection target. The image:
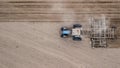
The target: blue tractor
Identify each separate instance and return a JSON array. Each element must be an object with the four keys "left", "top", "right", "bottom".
[{"left": 60, "top": 24, "right": 82, "bottom": 41}]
